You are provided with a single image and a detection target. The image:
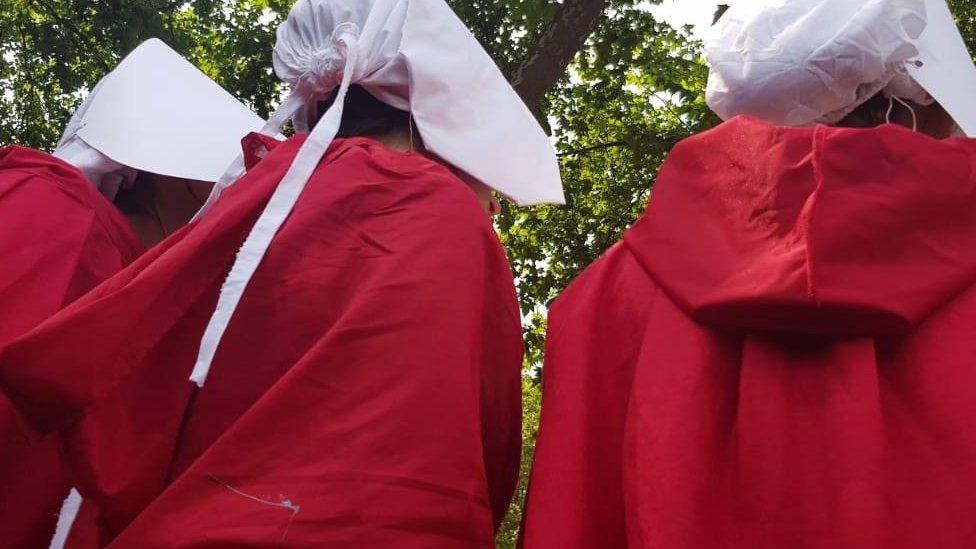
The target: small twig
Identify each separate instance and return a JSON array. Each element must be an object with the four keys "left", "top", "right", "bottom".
[{"left": 558, "top": 140, "right": 628, "bottom": 157}]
